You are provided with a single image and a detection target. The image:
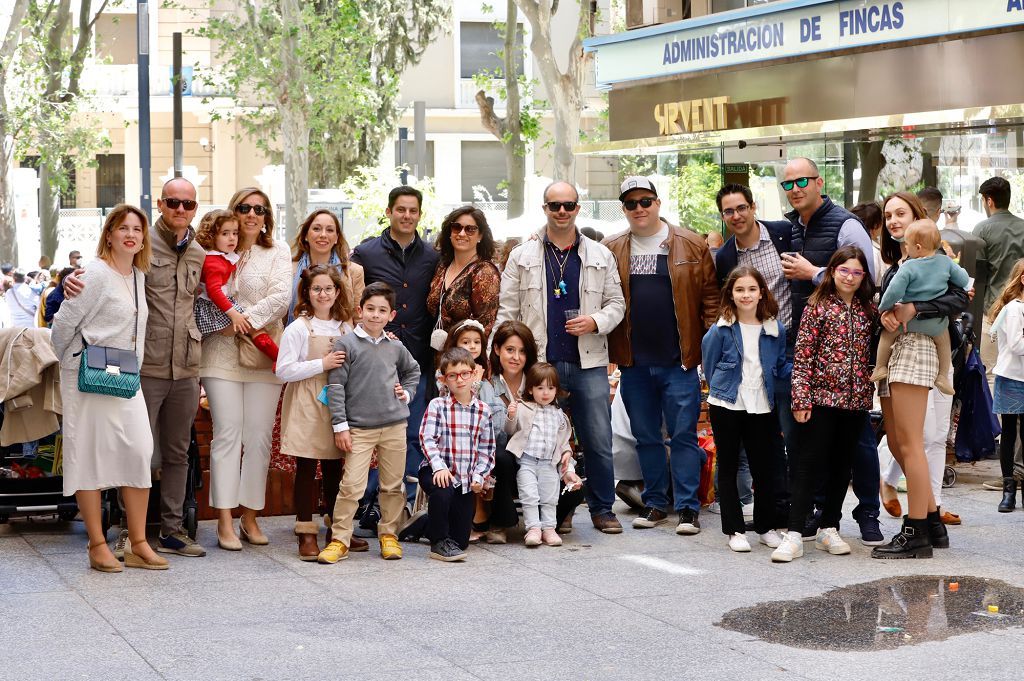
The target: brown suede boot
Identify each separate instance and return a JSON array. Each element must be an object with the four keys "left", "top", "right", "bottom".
[{"left": 295, "top": 521, "right": 320, "bottom": 562}]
